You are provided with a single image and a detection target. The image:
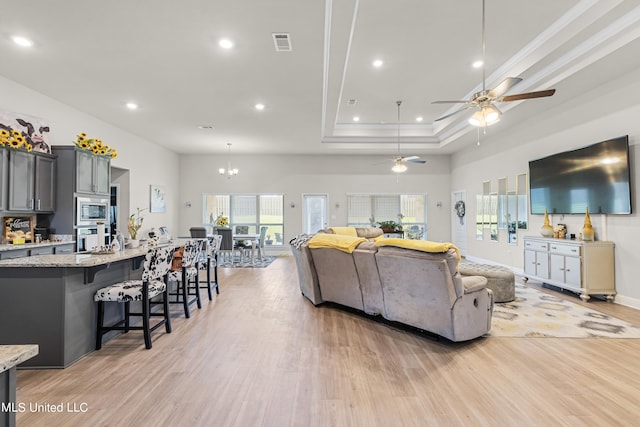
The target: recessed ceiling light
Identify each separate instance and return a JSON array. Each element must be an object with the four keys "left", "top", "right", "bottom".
[
  {"left": 416, "top": 116, "right": 423, "bottom": 122},
  {"left": 255, "top": 103, "right": 265, "bottom": 110},
  {"left": 353, "top": 116, "right": 360, "bottom": 122},
  {"left": 372, "top": 59, "right": 384, "bottom": 68},
  {"left": 126, "top": 102, "right": 138, "bottom": 110},
  {"left": 12, "top": 36, "right": 33, "bottom": 47},
  {"left": 219, "top": 39, "right": 234, "bottom": 49},
  {"left": 472, "top": 60, "right": 483, "bottom": 68}
]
